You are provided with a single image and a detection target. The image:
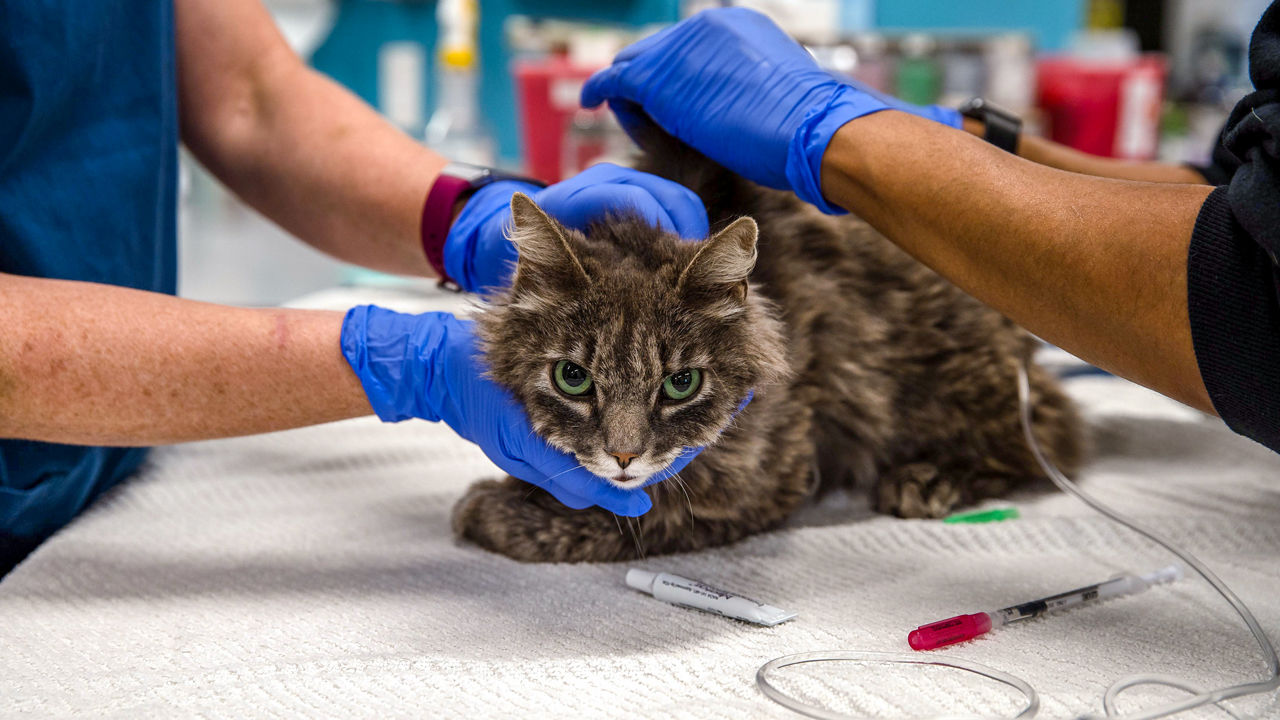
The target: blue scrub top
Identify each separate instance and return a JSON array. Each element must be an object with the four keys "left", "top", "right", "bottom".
[{"left": 0, "top": 3, "right": 178, "bottom": 540}]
